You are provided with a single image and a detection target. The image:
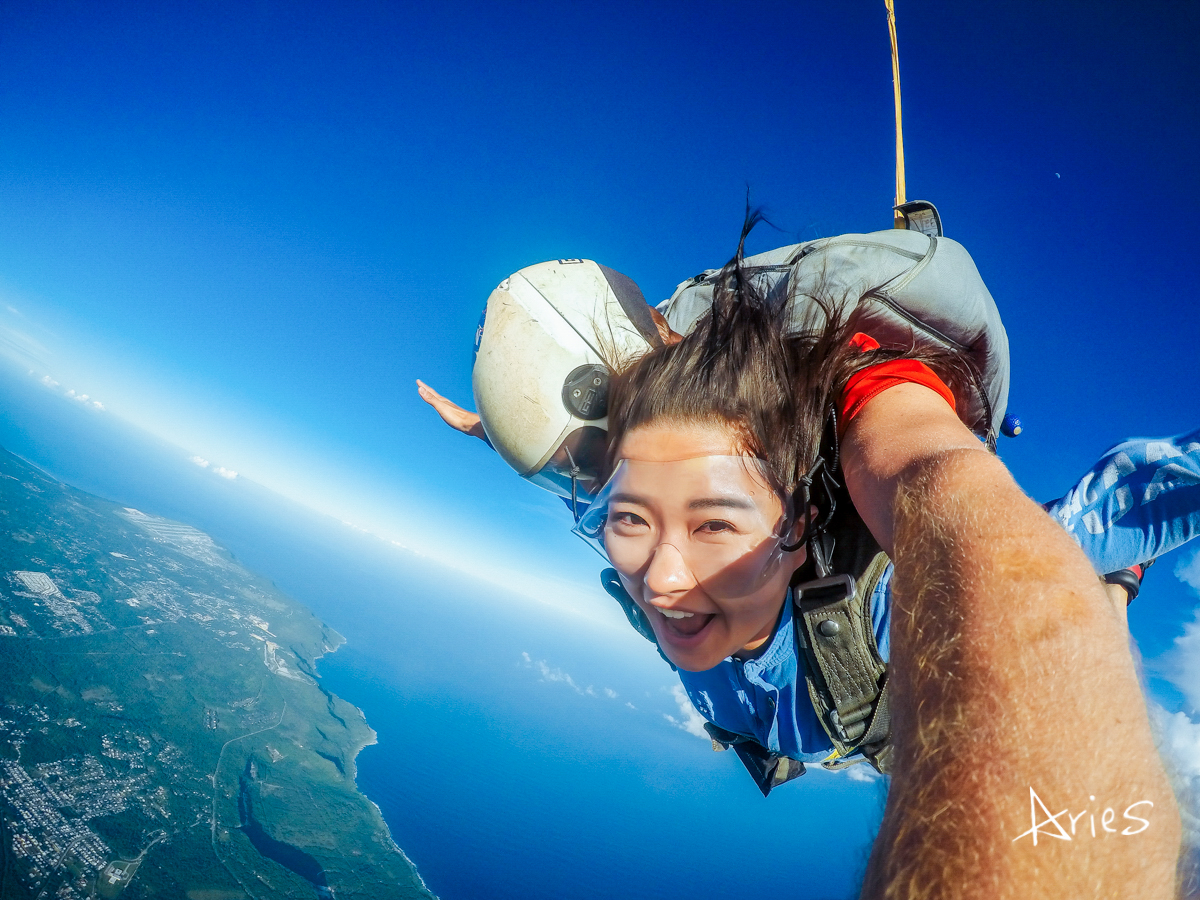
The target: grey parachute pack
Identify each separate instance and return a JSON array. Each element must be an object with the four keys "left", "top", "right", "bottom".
[
  {"left": 660, "top": 228, "right": 1009, "bottom": 445},
  {"left": 605, "top": 228, "right": 1011, "bottom": 792}
]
